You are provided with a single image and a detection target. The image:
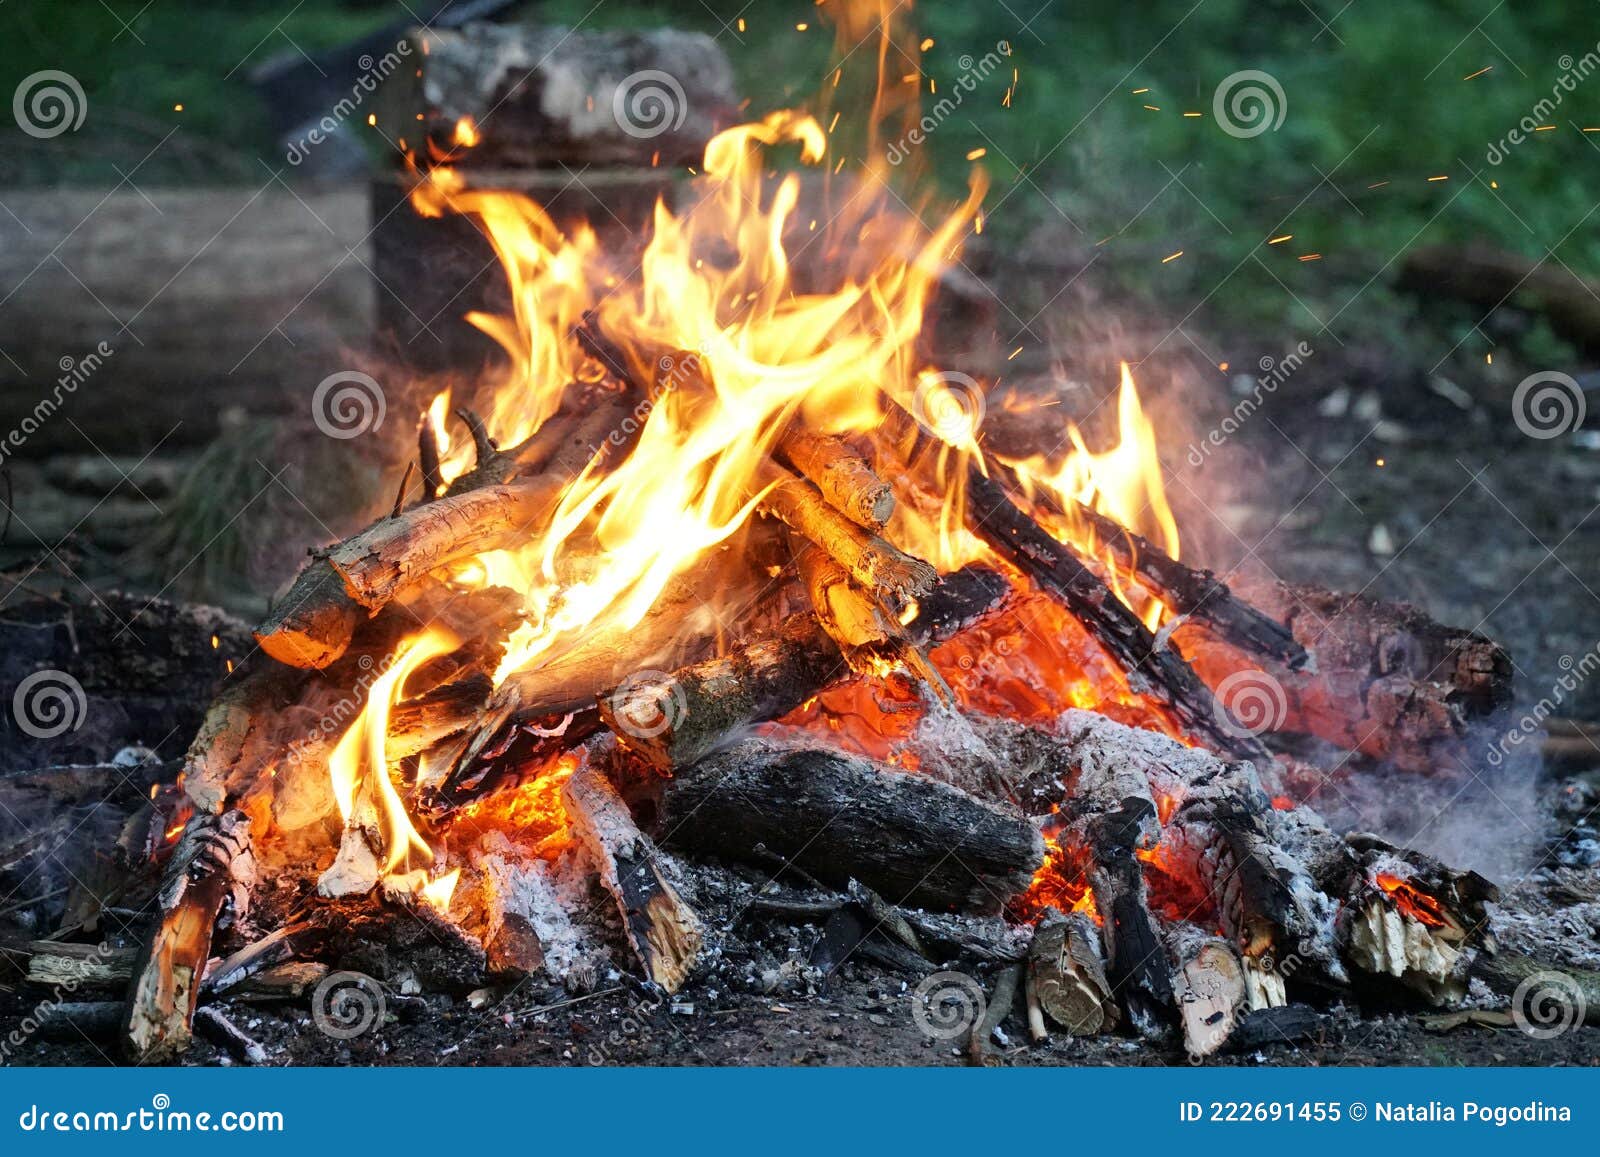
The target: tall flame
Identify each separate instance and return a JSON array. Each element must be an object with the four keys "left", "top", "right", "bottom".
[{"left": 328, "top": 628, "right": 457, "bottom": 873}]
